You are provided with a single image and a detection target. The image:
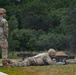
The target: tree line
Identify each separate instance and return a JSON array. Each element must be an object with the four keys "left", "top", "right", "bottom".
[{"left": 0, "top": 0, "right": 76, "bottom": 52}]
